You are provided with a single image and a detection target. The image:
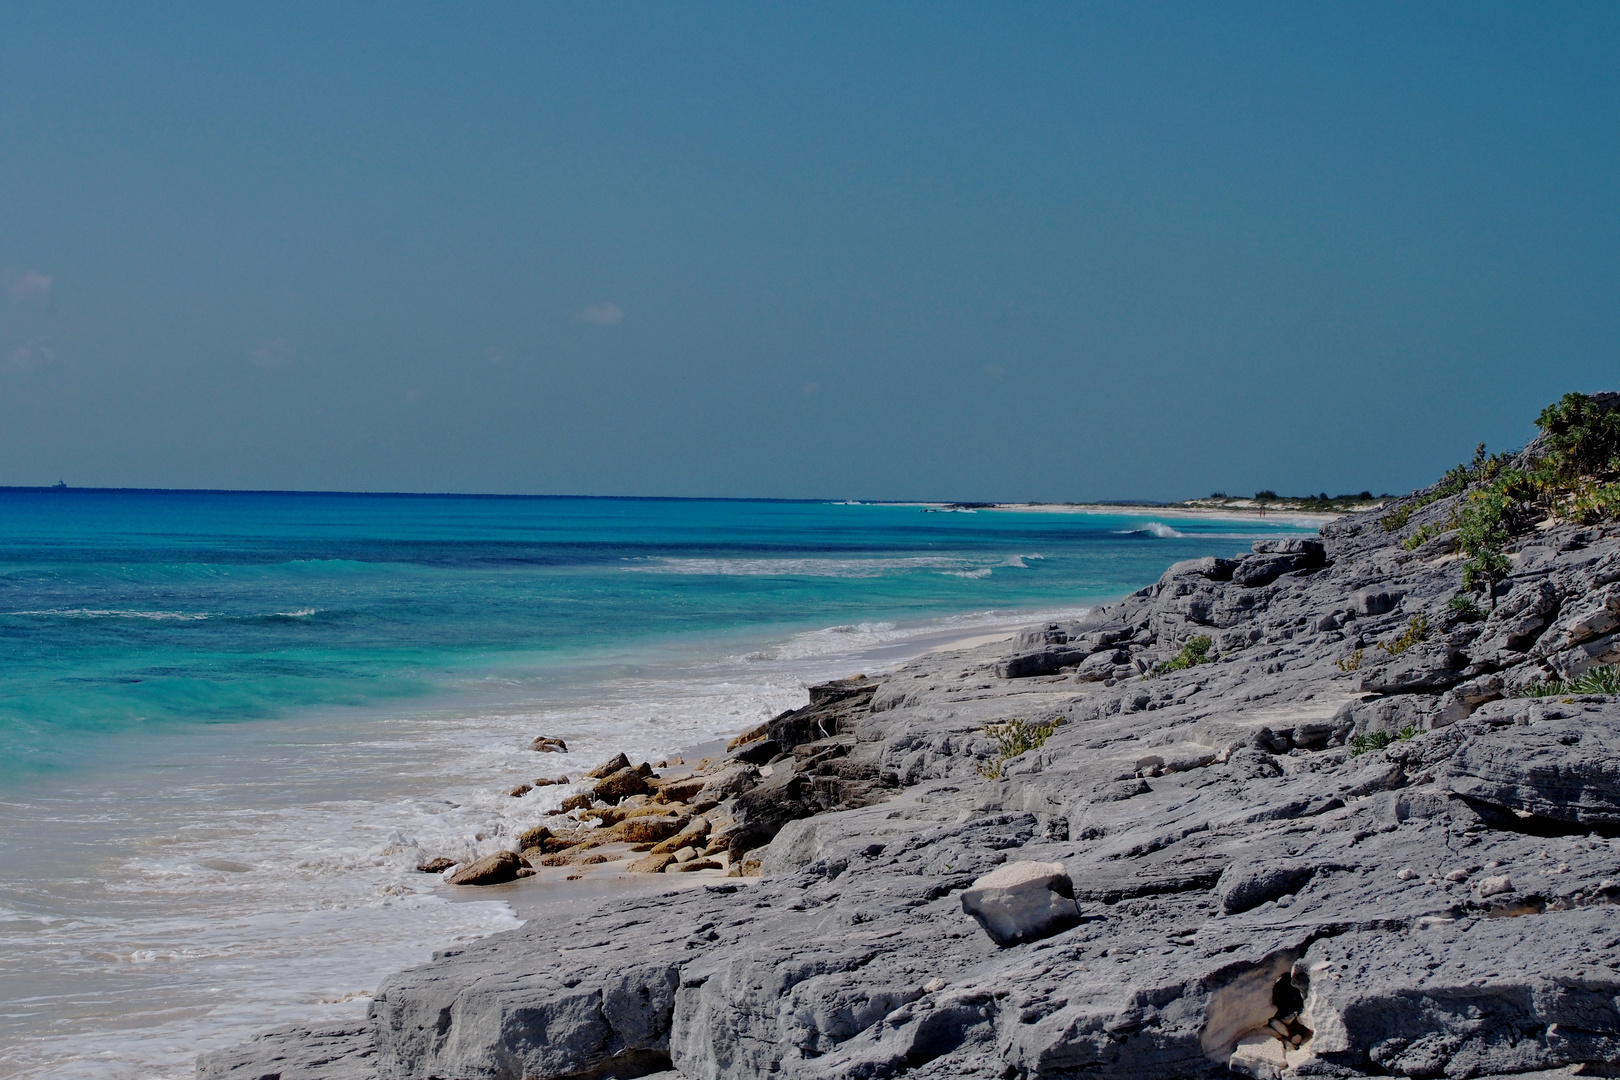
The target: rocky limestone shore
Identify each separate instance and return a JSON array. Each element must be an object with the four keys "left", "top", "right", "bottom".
[{"left": 198, "top": 442, "right": 1620, "bottom": 1079}]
